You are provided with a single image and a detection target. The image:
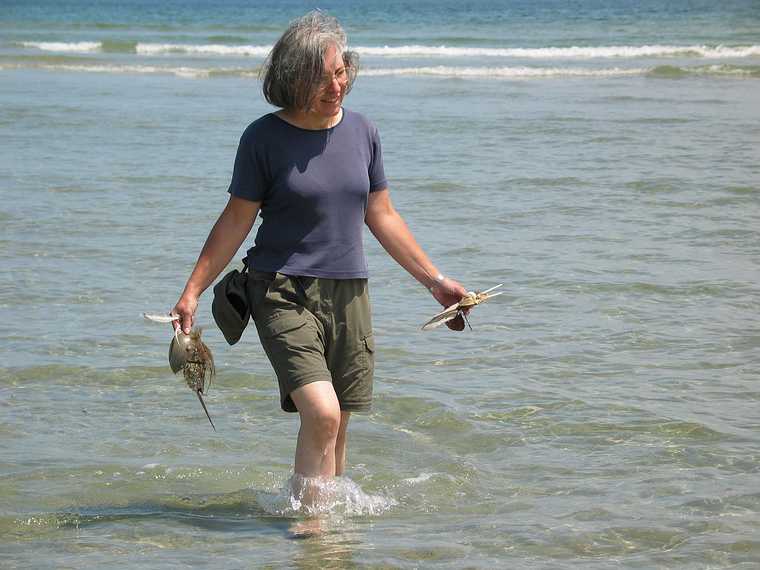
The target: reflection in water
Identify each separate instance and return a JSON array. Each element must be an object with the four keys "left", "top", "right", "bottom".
[
  {"left": 9, "top": 476, "right": 393, "bottom": 552},
  {"left": 291, "top": 517, "right": 366, "bottom": 570},
  {"left": 278, "top": 476, "right": 394, "bottom": 568}
]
